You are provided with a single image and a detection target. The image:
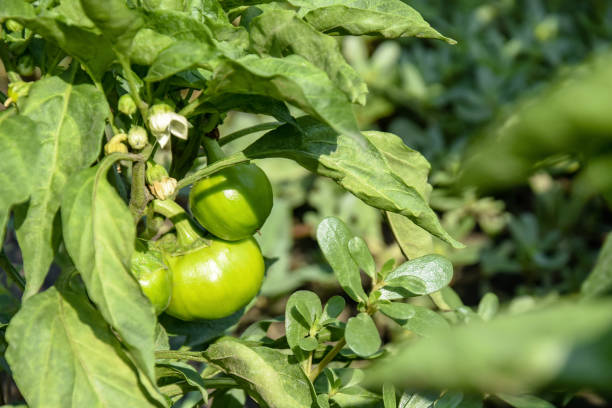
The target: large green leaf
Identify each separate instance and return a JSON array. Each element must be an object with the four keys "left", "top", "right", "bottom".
[
  {"left": 287, "top": 0, "right": 455, "bottom": 43},
  {"left": 0, "top": 116, "right": 40, "bottom": 245},
  {"left": 13, "top": 77, "right": 108, "bottom": 299},
  {"left": 248, "top": 8, "right": 368, "bottom": 104},
  {"left": 61, "top": 165, "right": 157, "bottom": 383},
  {"left": 367, "top": 300, "right": 612, "bottom": 393},
  {"left": 204, "top": 338, "right": 315, "bottom": 408},
  {"left": 245, "top": 117, "right": 461, "bottom": 247},
  {"left": 208, "top": 56, "right": 363, "bottom": 143},
  {"left": 5, "top": 288, "right": 164, "bottom": 408},
  {"left": 581, "top": 233, "right": 612, "bottom": 298},
  {"left": 387, "top": 213, "right": 434, "bottom": 259},
  {"left": 145, "top": 41, "right": 220, "bottom": 81},
  {"left": 1, "top": 0, "right": 115, "bottom": 78}
]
